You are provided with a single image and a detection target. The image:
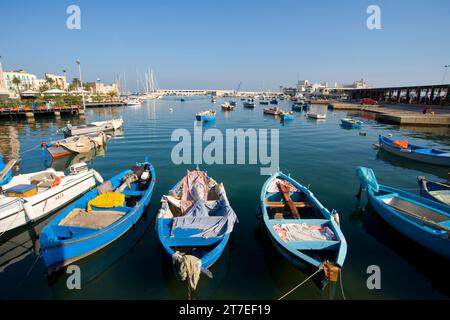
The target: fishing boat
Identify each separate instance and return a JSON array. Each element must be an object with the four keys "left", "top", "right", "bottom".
[
  {"left": 0, "top": 163, "right": 103, "bottom": 234},
  {"left": 157, "top": 169, "right": 237, "bottom": 288},
  {"left": 270, "top": 99, "right": 278, "bottom": 105},
  {"left": 292, "top": 104, "right": 304, "bottom": 112},
  {"left": 417, "top": 175, "right": 450, "bottom": 206},
  {"left": 341, "top": 118, "right": 364, "bottom": 128},
  {"left": 39, "top": 158, "right": 156, "bottom": 274},
  {"left": 243, "top": 101, "right": 255, "bottom": 108},
  {"left": 378, "top": 135, "right": 450, "bottom": 166},
  {"left": 263, "top": 107, "right": 282, "bottom": 116},
  {"left": 221, "top": 102, "right": 235, "bottom": 111},
  {"left": 229, "top": 100, "right": 237, "bottom": 106},
  {"left": 126, "top": 98, "right": 142, "bottom": 106},
  {"left": 307, "top": 112, "right": 326, "bottom": 119},
  {"left": 62, "top": 118, "right": 123, "bottom": 137},
  {"left": 260, "top": 100, "right": 269, "bottom": 105},
  {"left": 356, "top": 167, "right": 450, "bottom": 259},
  {"left": 45, "top": 132, "right": 106, "bottom": 158},
  {"left": 195, "top": 110, "right": 216, "bottom": 122},
  {"left": 280, "top": 111, "right": 294, "bottom": 121},
  {"left": 0, "top": 155, "right": 15, "bottom": 187},
  {"left": 260, "top": 171, "right": 347, "bottom": 272}
]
